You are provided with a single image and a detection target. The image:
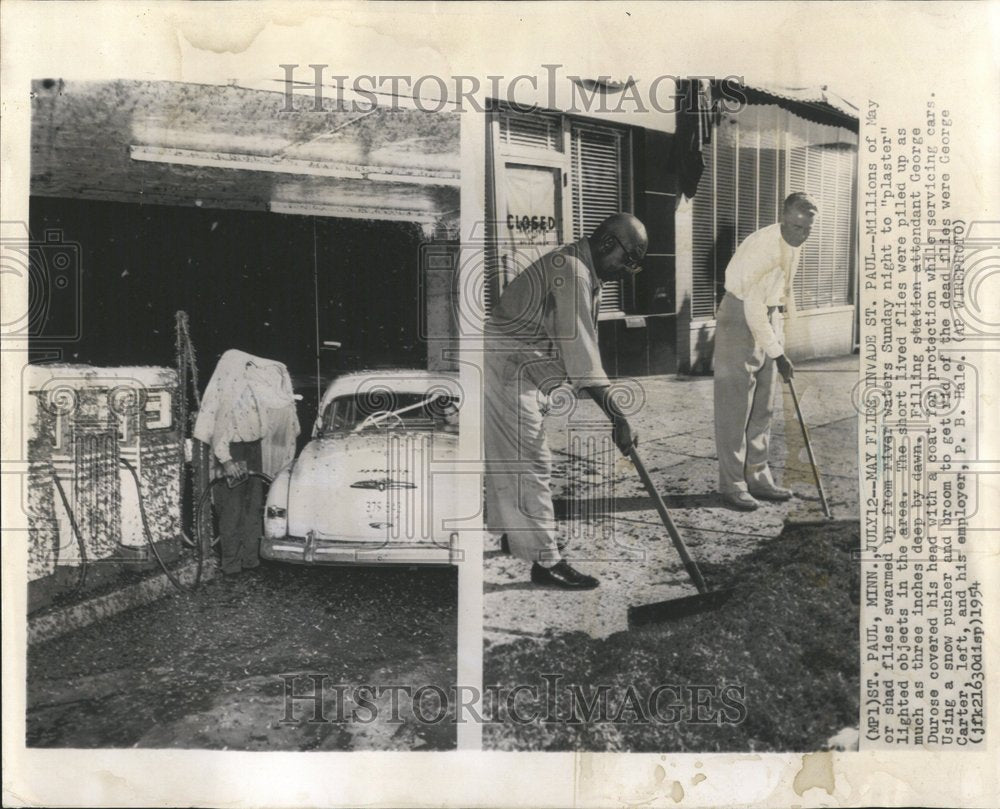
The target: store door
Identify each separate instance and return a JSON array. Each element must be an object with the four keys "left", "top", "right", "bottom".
[
  {"left": 496, "top": 162, "right": 567, "bottom": 281},
  {"left": 488, "top": 113, "right": 573, "bottom": 296}
]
